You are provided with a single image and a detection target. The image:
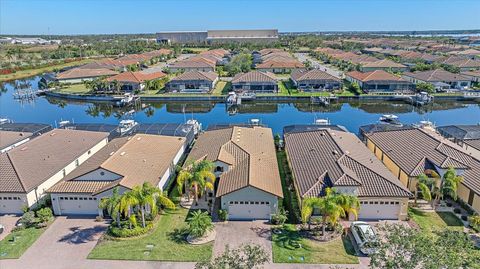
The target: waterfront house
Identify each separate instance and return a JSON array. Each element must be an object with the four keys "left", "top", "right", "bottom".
[
  {"left": 345, "top": 70, "right": 413, "bottom": 94},
  {"left": 0, "top": 129, "right": 109, "bottom": 214},
  {"left": 402, "top": 69, "right": 471, "bottom": 91},
  {"left": 47, "top": 134, "right": 186, "bottom": 216},
  {"left": 290, "top": 69, "right": 342, "bottom": 92},
  {"left": 231, "top": 71, "right": 278, "bottom": 93},
  {"left": 106, "top": 71, "right": 166, "bottom": 92},
  {"left": 186, "top": 125, "right": 283, "bottom": 220},
  {"left": 363, "top": 126, "right": 480, "bottom": 214},
  {"left": 0, "top": 131, "right": 33, "bottom": 153},
  {"left": 169, "top": 57, "right": 217, "bottom": 73},
  {"left": 284, "top": 126, "right": 411, "bottom": 220},
  {"left": 56, "top": 68, "right": 119, "bottom": 84},
  {"left": 166, "top": 71, "right": 218, "bottom": 93},
  {"left": 461, "top": 70, "right": 480, "bottom": 83}
]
